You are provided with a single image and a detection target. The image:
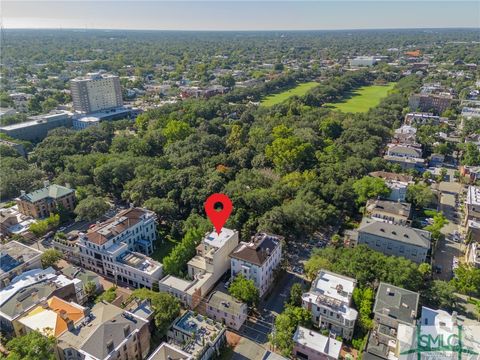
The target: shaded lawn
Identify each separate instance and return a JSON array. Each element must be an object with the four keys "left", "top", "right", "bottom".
[
  {"left": 260, "top": 81, "right": 319, "bottom": 107},
  {"left": 325, "top": 82, "right": 396, "bottom": 113},
  {"left": 150, "top": 235, "right": 179, "bottom": 262}
]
